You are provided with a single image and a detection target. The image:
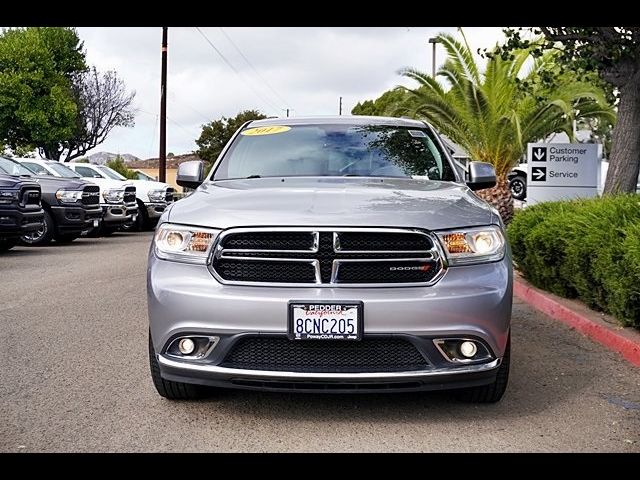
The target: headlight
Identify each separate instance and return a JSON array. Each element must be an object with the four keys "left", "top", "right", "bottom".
[
  {"left": 102, "top": 189, "right": 125, "bottom": 203},
  {"left": 56, "top": 189, "right": 83, "bottom": 203},
  {"left": 436, "top": 225, "right": 506, "bottom": 265},
  {"left": 154, "top": 223, "right": 220, "bottom": 264},
  {"left": 147, "top": 189, "right": 166, "bottom": 202},
  {"left": 0, "top": 190, "right": 19, "bottom": 204}
]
